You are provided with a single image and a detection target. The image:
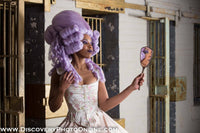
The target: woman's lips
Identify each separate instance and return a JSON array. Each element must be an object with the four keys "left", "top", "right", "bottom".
[{"left": 88, "top": 50, "right": 93, "bottom": 53}]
